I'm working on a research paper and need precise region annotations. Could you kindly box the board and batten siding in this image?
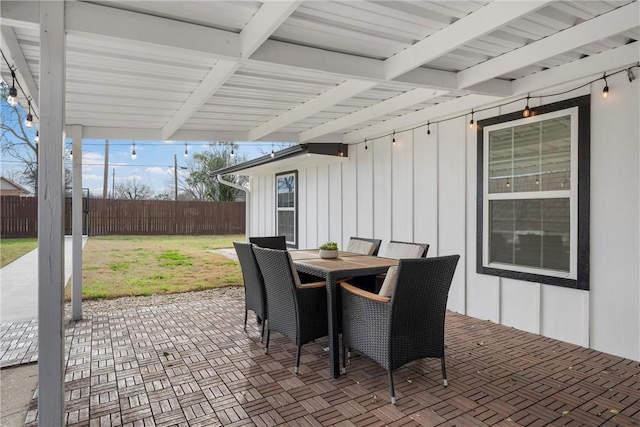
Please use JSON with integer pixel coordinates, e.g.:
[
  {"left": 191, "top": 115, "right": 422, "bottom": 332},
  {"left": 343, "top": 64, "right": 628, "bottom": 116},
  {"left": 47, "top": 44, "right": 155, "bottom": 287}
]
[{"left": 246, "top": 71, "right": 639, "bottom": 361}]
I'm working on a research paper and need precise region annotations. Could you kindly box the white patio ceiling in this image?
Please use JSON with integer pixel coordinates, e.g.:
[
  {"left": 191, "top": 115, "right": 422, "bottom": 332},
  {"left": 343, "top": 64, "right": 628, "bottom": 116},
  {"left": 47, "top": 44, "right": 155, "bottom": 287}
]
[{"left": 1, "top": 0, "right": 638, "bottom": 145}]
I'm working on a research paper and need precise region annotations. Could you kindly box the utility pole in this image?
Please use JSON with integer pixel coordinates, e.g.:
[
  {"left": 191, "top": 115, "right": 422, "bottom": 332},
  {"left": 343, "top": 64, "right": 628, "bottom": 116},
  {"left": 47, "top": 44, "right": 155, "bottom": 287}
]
[
  {"left": 111, "top": 168, "right": 115, "bottom": 198},
  {"left": 102, "top": 139, "right": 109, "bottom": 198},
  {"left": 174, "top": 154, "right": 178, "bottom": 201}
]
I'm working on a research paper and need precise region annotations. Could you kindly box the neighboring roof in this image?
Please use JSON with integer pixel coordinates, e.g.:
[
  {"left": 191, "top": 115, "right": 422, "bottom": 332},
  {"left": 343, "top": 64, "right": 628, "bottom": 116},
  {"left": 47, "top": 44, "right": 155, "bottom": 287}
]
[
  {"left": 214, "top": 143, "right": 348, "bottom": 176},
  {"left": 2, "top": 1, "right": 637, "bottom": 145},
  {"left": 0, "top": 177, "right": 30, "bottom": 194}
]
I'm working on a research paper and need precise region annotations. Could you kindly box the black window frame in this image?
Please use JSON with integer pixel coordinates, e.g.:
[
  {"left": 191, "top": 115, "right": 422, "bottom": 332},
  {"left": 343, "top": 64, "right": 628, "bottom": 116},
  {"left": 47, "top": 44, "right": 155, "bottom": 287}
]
[
  {"left": 477, "top": 95, "right": 590, "bottom": 290},
  {"left": 276, "top": 170, "right": 298, "bottom": 249}
]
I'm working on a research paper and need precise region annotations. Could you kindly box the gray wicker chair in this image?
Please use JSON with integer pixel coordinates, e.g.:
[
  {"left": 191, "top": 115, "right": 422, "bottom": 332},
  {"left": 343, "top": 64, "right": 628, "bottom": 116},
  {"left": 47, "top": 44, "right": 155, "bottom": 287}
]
[
  {"left": 252, "top": 246, "right": 329, "bottom": 374},
  {"left": 249, "top": 236, "right": 287, "bottom": 250},
  {"left": 340, "top": 255, "right": 460, "bottom": 404},
  {"left": 233, "top": 242, "right": 267, "bottom": 341}
]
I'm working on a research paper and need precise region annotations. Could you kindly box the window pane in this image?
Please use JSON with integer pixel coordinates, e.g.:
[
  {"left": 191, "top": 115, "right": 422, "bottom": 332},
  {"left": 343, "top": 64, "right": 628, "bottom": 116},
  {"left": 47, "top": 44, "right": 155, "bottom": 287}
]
[
  {"left": 489, "top": 128, "right": 513, "bottom": 193},
  {"left": 278, "top": 211, "right": 295, "bottom": 243},
  {"left": 541, "top": 116, "right": 571, "bottom": 191},
  {"left": 490, "top": 199, "right": 570, "bottom": 272},
  {"left": 513, "top": 122, "right": 540, "bottom": 193},
  {"left": 277, "top": 176, "right": 295, "bottom": 208},
  {"left": 489, "top": 116, "right": 571, "bottom": 194}
]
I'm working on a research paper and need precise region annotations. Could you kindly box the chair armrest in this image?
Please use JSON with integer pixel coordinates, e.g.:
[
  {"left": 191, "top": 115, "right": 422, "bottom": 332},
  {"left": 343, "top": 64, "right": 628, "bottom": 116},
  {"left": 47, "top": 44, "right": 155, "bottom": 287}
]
[
  {"left": 340, "top": 282, "right": 390, "bottom": 303},
  {"left": 298, "top": 281, "right": 326, "bottom": 289}
]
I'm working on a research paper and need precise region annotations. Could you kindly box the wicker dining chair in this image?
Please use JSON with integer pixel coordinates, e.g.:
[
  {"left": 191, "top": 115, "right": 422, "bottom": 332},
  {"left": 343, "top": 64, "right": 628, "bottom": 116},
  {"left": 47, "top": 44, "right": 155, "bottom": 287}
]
[
  {"left": 249, "top": 235, "right": 287, "bottom": 250},
  {"left": 345, "top": 237, "right": 382, "bottom": 256},
  {"left": 340, "top": 255, "right": 460, "bottom": 404},
  {"left": 233, "top": 242, "right": 267, "bottom": 341},
  {"left": 252, "top": 246, "right": 329, "bottom": 374}
]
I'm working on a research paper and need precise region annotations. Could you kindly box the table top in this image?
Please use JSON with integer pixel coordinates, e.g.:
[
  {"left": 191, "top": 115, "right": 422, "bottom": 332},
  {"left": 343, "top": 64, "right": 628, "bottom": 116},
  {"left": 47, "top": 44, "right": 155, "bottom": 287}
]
[
  {"left": 293, "top": 252, "right": 398, "bottom": 273},
  {"left": 289, "top": 249, "right": 360, "bottom": 261}
]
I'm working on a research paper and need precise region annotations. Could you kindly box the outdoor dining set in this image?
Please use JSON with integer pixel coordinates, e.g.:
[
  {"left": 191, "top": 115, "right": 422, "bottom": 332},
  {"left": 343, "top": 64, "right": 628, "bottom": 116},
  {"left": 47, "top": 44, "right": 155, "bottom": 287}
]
[{"left": 234, "top": 236, "right": 459, "bottom": 405}]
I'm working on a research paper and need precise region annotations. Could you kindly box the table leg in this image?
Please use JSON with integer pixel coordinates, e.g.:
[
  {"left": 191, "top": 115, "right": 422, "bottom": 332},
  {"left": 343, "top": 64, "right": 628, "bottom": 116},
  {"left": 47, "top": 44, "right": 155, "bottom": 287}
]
[{"left": 326, "top": 272, "right": 340, "bottom": 378}]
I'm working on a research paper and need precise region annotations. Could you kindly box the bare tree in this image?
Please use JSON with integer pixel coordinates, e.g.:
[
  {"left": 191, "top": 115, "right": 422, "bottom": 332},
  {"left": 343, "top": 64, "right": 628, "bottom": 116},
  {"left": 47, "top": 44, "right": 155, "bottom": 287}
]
[
  {"left": 1, "top": 80, "right": 71, "bottom": 193},
  {"left": 114, "top": 177, "right": 154, "bottom": 200}
]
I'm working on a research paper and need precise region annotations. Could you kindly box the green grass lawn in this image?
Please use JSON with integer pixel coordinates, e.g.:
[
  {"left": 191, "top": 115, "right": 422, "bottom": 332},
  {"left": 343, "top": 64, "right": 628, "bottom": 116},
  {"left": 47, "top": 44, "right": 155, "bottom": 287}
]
[
  {"left": 66, "top": 235, "right": 244, "bottom": 300},
  {"left": 0, "top": 238, "right": 38, "bottom": 268}
]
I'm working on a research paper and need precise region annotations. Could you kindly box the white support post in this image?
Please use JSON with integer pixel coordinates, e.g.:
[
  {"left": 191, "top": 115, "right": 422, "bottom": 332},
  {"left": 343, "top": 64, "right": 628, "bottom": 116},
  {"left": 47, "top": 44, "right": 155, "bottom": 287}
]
[
  {"left": 70, "top": 125, "right": 82, "bottom": 320},
  {"left": 38, "top": 2, "right": 66, "bottom": 426}
]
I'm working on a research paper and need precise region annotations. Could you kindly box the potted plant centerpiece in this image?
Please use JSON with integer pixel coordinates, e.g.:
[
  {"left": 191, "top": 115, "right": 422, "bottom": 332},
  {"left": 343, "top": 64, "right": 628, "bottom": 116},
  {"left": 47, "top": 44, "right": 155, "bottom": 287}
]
[{"left": 319, "top": 241, "right": 339, "bottom": 259}]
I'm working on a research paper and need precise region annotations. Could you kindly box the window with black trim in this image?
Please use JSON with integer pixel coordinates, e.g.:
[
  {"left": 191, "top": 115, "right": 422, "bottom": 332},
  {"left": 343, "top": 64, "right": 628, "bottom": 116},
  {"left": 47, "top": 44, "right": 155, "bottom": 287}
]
[
  {"left": 477, "top": 96, "right": 590, "bottom": 290},
  {"left": 276, "top": 171, "right": 297, "bottom": 248}
]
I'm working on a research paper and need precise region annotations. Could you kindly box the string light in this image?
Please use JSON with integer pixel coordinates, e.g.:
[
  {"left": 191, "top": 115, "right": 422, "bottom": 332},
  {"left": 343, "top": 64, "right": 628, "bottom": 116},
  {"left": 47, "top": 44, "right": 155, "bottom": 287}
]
[
  {"left": 183, "top": 142, "right": 188, "bottom": 158},
  {"left": 70, "top": 150, "right": 73, "bottom": 160},
  {"left": 7, "top": 68, "right": 18, "bottom": 106},
  {"left": 522, "top": 94, "right": 531, "bottom": 118},
  {"left": 34, "top": 131, "right": 39, "bottom": 143},
  {"left": 270, "top": 143, "right": 275, "bottom": 158},
  {"left": 230, "top": 148, "right": 235, "bottom": 158},
  {"left": 131, "top": 141, "right": 137, "bottom": 160},
  {"left": 392, "top": 131, "right": 396, "bottom": 145},
  {"left": 25, "top": 98, "right": 33, "bottom": 127},
  {"left": 338, "top": 148, "right": 344, "bottom": 157},
  {"left": 364, "top": 139, "right": 368, "bottom": 150},
  {"left": 601, "top": 73, "right": 609, "bottom": 99},
  {"left": 351, "top": 63, "right": 639, "bottom": 150}
]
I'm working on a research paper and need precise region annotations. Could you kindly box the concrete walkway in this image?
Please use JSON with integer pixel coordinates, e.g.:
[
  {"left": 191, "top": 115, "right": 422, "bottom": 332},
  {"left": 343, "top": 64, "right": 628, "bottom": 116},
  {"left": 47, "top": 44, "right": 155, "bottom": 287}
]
[{"left": 0, "top": 236, "right": 88, "bottom": 323}]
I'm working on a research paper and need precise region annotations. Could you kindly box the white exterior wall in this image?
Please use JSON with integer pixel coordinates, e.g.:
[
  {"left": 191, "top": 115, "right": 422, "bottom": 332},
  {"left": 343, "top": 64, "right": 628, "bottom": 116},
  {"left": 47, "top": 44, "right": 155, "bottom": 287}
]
[{"left": 246, "top": 72, "right": 640, "bottom": 360}]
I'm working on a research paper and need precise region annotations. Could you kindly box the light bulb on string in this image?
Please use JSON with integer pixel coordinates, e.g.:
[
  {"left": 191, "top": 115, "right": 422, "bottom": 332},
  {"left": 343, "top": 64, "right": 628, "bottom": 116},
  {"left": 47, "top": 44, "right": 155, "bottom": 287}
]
[
  {"left": 364, "top": 139, "right": 368, "bottom": 150},
  {"left": 602, "top": 73, "right": 609, "bottom": 99},
  {"left": 183, "top": 143, "right": 188, "bottom": 158},
  {"left": 34, "top": 132, "right": 39, "bottom": 143},
  {"left": 427, "top": 122, "right": 431, "bottom": 135},
  {"left": 7, "top": 68, "right": 18, "bottom": 107},
  {"left": 523, "top": 95, "right": 531, "bottom": 118},
  {"left": 230, "top": 148, "right": 235, "bottom": 158},
  {"left": 70, "top": 150, "right": 73, "bottom": 160},
  {"left": 392, "top": 131, "right": 396, "bottom": 146},
  {"left": 25, "top": 98, "right": 33, "bottom": 127},
  {"left": 270, "top": 143, "right": 275, "bottom": 158},
  {"left": 469, "top": 110, "right": 475, "bottom": 129},
  {"left": 131, "top": 141, "right": 137, "bottom": 160}
]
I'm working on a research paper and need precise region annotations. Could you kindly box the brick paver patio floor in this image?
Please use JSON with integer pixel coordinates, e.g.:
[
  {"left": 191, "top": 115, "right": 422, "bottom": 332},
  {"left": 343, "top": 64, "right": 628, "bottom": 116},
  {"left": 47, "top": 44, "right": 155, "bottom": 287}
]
[{"left": 21, "top": 295, "right": 639, "bottom": 426}]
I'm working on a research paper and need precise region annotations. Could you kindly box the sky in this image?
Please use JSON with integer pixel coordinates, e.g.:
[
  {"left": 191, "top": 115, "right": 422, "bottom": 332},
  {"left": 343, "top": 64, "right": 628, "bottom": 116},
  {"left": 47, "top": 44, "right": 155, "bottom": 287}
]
[
  {"left": 0, "top": 98, "right": 286, "bottom": 196},
  {"left": 68, "top": 139, "right": 279, "bottom": 198},
  {"left": 1, "top": 96, "right": 292, "bottom": 198}
]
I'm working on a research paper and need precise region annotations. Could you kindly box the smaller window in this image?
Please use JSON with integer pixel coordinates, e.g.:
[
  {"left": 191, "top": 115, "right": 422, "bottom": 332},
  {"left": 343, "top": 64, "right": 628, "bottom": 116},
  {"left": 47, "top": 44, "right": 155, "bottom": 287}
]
[{"left": 276, "top": 171, "right": 297, "bottom": 248}]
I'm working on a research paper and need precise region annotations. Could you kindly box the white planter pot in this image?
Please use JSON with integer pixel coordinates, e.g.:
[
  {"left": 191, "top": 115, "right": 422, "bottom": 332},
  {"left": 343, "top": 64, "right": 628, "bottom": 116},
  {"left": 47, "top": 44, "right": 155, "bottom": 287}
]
[{"left": 319, "top": 249, "right": 339, "bottom": 259}]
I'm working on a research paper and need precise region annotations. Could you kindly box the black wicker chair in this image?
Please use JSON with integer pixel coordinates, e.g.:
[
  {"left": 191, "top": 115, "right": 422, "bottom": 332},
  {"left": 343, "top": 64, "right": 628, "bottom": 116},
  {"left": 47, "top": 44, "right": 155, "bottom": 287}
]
[
  {"left": 340, "top": 255, "right": 460, "bottom": 404},
  {"left": 249, "top": 236, "right": 287, "bottom": 250},
  {"left": 233, "top": 242, "right": 267, "bottom": 341},
  {"left": 252, "top": 246, "right": 329, "bottom": 374},
  {"left": 346, "top": 237, "right": 382, "bottom": 256}
]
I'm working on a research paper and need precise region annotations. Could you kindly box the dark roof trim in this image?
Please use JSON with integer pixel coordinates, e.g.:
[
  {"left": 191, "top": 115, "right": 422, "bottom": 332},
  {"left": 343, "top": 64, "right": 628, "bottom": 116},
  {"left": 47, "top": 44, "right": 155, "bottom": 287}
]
[{"left": 213, "top": 143, "right": 348, "bottom": 175}]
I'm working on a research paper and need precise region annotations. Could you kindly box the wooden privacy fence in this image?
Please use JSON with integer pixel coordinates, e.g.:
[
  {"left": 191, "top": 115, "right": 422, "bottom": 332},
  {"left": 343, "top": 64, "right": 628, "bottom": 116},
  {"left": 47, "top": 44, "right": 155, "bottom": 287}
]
[{"left": 1, "top": 196, "right": 245, "bottom": 237}]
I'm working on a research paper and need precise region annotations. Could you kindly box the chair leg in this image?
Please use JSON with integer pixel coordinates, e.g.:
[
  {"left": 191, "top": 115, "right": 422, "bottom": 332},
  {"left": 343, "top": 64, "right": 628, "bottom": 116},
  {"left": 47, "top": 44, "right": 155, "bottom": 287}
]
[
  {"left": 260, "top": 319, "right": 266, "bottom": 343},
  {"left": 243, "top": 310, "right": 248, "bottom": 331},
  {"left": 388, "top": 370, "right": 396, "bottom": 405},
  {"left": 264, "top": 329, "right": 271, "bottom": 355},
  {"left": 441, "top": 356, "right": 448, "bottom": 387},
  {"left": 341, "top": 340, "right": 346, "bottom": 374},
  {"left": 294, "top": 344, "right": 302, "bottom": 374}
]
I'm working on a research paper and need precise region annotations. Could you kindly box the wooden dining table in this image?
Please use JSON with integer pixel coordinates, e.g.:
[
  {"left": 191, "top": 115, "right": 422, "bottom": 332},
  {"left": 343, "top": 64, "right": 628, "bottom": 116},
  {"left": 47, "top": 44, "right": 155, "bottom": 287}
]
[{"left": 292, "top": 250, "right": 398, "bottom": 378}]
